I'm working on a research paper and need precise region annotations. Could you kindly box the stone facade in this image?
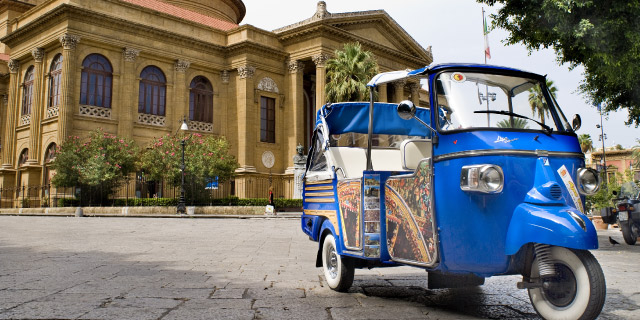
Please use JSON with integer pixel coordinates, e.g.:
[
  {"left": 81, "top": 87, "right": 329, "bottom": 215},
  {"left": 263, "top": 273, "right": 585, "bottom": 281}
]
[{"left": 0, "top": 0, "right": 432, "bottom": 205}]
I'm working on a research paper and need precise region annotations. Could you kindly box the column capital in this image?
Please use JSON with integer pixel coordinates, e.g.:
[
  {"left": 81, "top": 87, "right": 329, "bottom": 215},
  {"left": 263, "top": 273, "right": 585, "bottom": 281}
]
[
  {"left": 237, "top": 65, "right": 255, "bottom": 79},
  {"left": 7, "top": 59, "right": 19, "bottom": 73},
  {"left": 312, "top": 53, "right": 331, "bottom": 67},
  {"left": 221, "top": 70, "right": 230, "bottom": 84},
  {"left": 287, "top": 60, "right": 305, "bottom": 74},
  {"left": 393, "top": 80, "right": 407, "bottom": 89},
  {"left": 123, "top": 48, "right": 140, "bottom": 62},
  {"left": 59, "top": 34, "right": 80, "bottom": 50},
  {"left": 408, "top": 82, "right": 420, "bottom": 91},
  {"left": 31, "top": 48, "right": 45, "bottom": 63},
  {"left": 174, "top": 59, "right": 190, "bottom": 72}
]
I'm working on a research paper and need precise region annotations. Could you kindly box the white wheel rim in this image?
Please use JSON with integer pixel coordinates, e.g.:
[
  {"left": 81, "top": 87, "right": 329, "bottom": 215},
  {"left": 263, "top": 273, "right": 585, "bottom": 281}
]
[
  {"left": 322, "top": 235, "right": 342, "bottom": 288},
  {"left": 529, "top": 247, "right": 590, "bottom": 320}
]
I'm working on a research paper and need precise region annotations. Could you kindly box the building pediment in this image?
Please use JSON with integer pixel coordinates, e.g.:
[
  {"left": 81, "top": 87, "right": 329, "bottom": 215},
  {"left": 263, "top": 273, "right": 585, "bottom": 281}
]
[{"left": 274, "top": 3, "right": 432, "bottom": 65}]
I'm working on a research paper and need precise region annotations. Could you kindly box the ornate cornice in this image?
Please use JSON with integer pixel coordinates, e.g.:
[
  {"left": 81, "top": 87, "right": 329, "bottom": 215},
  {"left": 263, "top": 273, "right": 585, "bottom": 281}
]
[
  {"left": 122, "top": 47, "right": 140, "bottom": 62},
  {"left": 237, "top": 65, "right": 255, "bottom": 79},
  {"left": 287, "top": 60, "right": 305, "bottom": 74},
  {"left": 31, "top": 47, "right": 44, "bottom": 62},
  {"left": 7, "top": 59, "right": 20, "bottom": 73},
  {"left": 312, "top": 53, "right": 331, "bottom": 67},
  {"left": 174, "top": 59, "right": 191, "bottom": 72},
  {"left": 59, "top": 33, "right": 80, "bottom": 50}
]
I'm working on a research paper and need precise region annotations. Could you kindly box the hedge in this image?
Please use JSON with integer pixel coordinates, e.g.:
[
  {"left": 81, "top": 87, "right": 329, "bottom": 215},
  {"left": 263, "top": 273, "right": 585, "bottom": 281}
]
[{"left": 56, "top": 196, "right": 303, "bottom": 208}]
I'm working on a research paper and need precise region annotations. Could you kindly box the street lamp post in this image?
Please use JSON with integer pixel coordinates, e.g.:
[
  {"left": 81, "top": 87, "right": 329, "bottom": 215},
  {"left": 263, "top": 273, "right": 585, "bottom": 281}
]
[
  {"left": 177, "top": 117, "right": 189, "bottom": 214},
  {"left": 596, "top": 104, "right": 607, "bottom": 189}
]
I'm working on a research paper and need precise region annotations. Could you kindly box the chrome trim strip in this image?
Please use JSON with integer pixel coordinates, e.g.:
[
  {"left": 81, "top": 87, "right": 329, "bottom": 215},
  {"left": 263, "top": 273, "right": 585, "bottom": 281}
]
[
  {"left": 434, "top": 149, "right": 583, "bottom": 162},
  {"left": 305, "top": 179, "right": 333, "bottom": 185},
  {"left": 305, "top": 186, "right": 334, "bottom": 191},
  {"left": 305, "top": 198, "right": 335, "bottom": 203},
  {"left": 305, "top": 192, "right": 335, "bottom": 197}
]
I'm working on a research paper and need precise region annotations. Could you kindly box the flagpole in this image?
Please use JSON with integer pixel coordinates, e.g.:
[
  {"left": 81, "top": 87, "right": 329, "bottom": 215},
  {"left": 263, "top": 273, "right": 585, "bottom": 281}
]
[{"left": 483, "top": 8, "right": 490, "bottom": 125}]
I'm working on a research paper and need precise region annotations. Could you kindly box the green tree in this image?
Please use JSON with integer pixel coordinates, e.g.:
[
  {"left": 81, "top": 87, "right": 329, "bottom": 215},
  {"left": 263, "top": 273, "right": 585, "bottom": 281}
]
[
  {"left": 496, "top": 118, "right": 529, "bottom": 129},
  {"left": 325, "top": 42, "right": 379, "bottom": 103},
  {"left": 51, "top": 129, "right": 139, "bottom": 204},
  {"left": 528, "top": 79, "right": 557, "bottom": 125},
  {"left": 140, "top": 133, "right": 238, "bottom": 199},
  {"left": 478, "top": 0, "right": 640, "bottom": 126},
  {"left": 578, "top": 134, "right": 593, "bottom": 153}
]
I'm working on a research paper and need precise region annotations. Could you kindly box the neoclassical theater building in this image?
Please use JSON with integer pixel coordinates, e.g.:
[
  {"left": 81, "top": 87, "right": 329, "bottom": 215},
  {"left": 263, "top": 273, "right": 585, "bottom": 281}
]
[{"left": 0, "top": 0, "right": 432, "bottom": 203}]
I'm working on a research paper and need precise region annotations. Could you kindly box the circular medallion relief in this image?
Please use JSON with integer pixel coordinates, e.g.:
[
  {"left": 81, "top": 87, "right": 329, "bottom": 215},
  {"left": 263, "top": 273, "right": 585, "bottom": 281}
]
[{"left": 262, "top": 151, "right": 275, "bottom": 169}]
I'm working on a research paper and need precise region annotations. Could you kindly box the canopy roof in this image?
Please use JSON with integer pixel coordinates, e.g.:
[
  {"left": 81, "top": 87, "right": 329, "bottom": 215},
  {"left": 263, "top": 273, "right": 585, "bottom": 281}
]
[{"left": 317, "top": 102, "right": 431, "bottom": 137}]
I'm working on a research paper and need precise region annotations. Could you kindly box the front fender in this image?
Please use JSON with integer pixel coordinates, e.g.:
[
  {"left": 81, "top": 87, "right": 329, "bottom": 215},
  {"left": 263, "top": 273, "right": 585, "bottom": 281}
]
[{"left": 505, "top": 203, "right": 598, "bottom": 255}]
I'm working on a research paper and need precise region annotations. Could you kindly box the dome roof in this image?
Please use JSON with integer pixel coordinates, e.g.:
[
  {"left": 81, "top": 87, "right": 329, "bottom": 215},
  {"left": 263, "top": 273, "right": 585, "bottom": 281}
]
[{"left": 158, "top": 0, "right": 246, "bottom": 24}]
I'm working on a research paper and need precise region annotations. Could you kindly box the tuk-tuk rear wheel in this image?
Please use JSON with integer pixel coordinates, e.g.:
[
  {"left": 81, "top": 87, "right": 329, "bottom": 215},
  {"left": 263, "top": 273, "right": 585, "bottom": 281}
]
[
  {"left": 528, "top": 247, "right": 605, "bottom": 320},
  {"left": 321, "top": 234, "right": 354, "bottom": 292}
]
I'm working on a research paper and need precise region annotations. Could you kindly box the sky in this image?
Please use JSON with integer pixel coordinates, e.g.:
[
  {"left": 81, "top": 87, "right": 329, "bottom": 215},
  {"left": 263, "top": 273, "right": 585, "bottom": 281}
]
[{"left": 242, "top": 0, "right": 638, "bottom": 148}]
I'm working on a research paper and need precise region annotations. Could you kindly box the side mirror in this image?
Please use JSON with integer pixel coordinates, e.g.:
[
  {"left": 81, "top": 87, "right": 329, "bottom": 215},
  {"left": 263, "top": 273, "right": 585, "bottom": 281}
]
[
  {"left": 397, "top": 100, "right": 416, "bottom": 120},
  {"left": 612, "top": 190, "right": 618, "bottom": 196},
  {"left": 572, "top": 114, "right": 582, "bottom": 131}
]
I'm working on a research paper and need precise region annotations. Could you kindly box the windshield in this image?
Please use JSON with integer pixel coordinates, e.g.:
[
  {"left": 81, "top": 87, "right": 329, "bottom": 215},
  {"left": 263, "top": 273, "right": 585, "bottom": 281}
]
[
  {"left": 434, "top": 71, "right": 563, "bottom": 132},
  {"left": 620, "top": 181, "right": 640, "bottom": 199}
]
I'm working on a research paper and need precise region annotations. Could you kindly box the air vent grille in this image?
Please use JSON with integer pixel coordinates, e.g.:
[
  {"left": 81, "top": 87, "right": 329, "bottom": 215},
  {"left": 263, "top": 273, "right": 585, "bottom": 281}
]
[{"left": 550, "top": 185, "right": 563, "bottom": 200}]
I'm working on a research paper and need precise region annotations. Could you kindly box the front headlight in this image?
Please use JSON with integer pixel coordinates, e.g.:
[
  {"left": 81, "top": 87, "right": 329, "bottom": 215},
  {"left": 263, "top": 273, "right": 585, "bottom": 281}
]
[
  {"left": 461, "top": 165, "right": 504, "bottom": 193},
  {"left": 577, "top": 168, "right": 600, "bottom": 195}
]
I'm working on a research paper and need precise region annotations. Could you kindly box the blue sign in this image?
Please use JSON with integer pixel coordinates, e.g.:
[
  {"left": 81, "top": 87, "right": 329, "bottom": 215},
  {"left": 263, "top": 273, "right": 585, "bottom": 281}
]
[{"left": 206, "top": 177, "right": 219, "bottom": 190}]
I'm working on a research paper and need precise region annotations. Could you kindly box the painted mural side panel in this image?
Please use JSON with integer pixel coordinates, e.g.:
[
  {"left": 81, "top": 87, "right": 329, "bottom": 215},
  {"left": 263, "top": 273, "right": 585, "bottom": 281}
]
[
  {"left": 337, "top": 180, "right": 362, "bottom": 250},
  {"left": 384, "top": 161, "right": 437, "bottom": 266}
]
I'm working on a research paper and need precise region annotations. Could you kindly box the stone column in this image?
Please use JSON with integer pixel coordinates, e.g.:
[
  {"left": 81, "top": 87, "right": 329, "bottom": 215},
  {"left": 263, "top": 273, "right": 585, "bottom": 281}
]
[
  {"left": 0, "top": 94, "right": 7, "bottom": 165},
  {"left": 409, "top": 82, "right": 420, "bottom": 106},
  {"left": 219, "top": 70, "right": 230, "bottom": 136},
  {"left": 118, "top": 48, "right": 139, "bottom": 138},
  {"left": 58, "top": 34, "right": 80, "bottom": 144},
  {"left": 312, "top": 53, "right": 330, "bottom": 113},
  {"left": 235, "top": 64, "right": 256, "bottom": 173},
  {"left": 392, "top": 80, "right": 406, "bottom": 103},
  {"left": 26, "top": 48, "right": 45, "bottom": 165},
  {"left": 378, "top": 84, "right": 388, "bottom": 102},
  {"left": 285, "top": 60, "right": 305, "bottom": 171},
  {"left": 2, "top": 59, "right": 20, "bottom": 168},
  {"left": 173, "top": 59, "right": 190, "bottom": 132}
]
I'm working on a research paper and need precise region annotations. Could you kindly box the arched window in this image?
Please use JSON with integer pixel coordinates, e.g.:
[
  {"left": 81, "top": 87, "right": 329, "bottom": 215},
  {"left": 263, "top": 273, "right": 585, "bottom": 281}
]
[
  {"left": 138, "top": 66, "right": 166, "bottom": 116},
  {"left": 22, "top": 66, "right": 34, "bottom": 116},
  {"left": 44, "top": 143, "right": 57, "bottom": 163},
  {"left": 18, "top": 149, "right": 28, "bottom": 167},
  {"left": 80, "top": 54, "right": 113, "bottom": 108},
  {"left": 48, "top": 54, "right": 63, "bottom": 108},
  {"left": 189, "top": 76, "right": 213, "bottom": 123}
]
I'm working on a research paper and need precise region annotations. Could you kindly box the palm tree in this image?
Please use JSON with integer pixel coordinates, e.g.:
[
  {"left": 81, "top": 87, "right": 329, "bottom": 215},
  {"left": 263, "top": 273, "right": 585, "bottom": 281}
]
[
  {"left": 325, "top": 42, "right": 379, "bottom": 103},
  {"left": 496, "top": 118, "right": 529, "bottom": 129},
  {"left": 578, "top": 134, "right": 593, "bottom": 154},
  {"left": 528, "top": 79, "right": 557, "bottom": 125}
]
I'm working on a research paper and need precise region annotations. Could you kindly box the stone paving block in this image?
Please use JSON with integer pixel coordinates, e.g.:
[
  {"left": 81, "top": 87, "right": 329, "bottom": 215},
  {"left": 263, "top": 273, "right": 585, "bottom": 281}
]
[
  {"left": 254, "top": 304, "right": 331, "bottom": 320},
  {"left": 245, "top": 287, "right": 306, "bottom": 299},
  {"left": 105, "top": 297, "right": 184, "bottom": 309},
  {"left": 182, "top": 298, "right": 253, "bottom": 309},
  {"left": 162, "top": 307, "right": 255, "bottom": 320},
  {"left": 78, "top": 306, "right": 169, "bottom": 320},
  {"left": 0, "top": 301, "right": 91, "bottom": 319},
  {"left": 210, "top": 288, "right": 246, "bottom": 299},
  {"left": 126, "top": 287, "right": 214, "bottom": 299},
  {"left": 330, "top": 305, "right": 430, "bottom": 320}
]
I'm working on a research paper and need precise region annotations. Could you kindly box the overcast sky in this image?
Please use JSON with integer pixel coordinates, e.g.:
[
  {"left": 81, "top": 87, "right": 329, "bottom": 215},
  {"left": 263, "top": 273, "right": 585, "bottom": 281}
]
[{"left": 242, "top": 0, "right": 637, "bottom": 148}]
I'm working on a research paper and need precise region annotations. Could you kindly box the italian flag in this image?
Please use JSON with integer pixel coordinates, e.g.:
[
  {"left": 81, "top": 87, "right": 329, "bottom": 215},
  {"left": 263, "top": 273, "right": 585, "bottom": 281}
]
[{"left": 483, "top": 10, "right": 491, "bottom": 60}]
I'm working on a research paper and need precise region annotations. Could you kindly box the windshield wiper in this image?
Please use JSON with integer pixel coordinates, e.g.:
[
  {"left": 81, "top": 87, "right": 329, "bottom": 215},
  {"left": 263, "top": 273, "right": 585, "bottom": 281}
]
[{"left": 474, "top": 110, "right": 553, "bottom": 134}]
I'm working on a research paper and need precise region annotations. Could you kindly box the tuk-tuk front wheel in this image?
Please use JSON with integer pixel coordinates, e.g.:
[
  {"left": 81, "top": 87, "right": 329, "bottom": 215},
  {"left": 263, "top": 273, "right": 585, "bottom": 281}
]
[
  {"left": 620, "top": 219, "right": 638, "bottom": 245},
  {"left": 322, "top": 234, "right": 354, "bottom": 292},
  {"left": 528, "top": 247, "right": 605, "bottom": 320}
]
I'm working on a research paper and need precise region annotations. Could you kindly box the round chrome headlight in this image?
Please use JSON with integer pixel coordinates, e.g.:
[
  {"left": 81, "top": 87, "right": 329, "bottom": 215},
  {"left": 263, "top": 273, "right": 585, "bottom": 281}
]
[
  {"left": 480, "top": 166, "right": 504, "bottom": 193},
  {"left": 577, "top": 168, "right": 600, "bottom": 195}
]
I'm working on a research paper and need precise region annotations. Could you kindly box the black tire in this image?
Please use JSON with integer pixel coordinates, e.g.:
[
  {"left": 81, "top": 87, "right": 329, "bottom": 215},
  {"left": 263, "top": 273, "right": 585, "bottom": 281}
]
[
  {"left": 321, "top": 233, "right": 354, "bottom": 292},
  {"left": 620, "top": 219, "right": 638, "bottom": 245},
  {"left": 528, "top": 247, "right": 606, "bottom": 320}
]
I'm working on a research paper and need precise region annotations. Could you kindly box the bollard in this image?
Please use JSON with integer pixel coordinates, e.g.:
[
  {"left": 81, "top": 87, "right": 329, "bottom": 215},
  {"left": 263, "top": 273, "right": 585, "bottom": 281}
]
[{"left": 75, "top": 207, "right": 83, "bottom": 217}]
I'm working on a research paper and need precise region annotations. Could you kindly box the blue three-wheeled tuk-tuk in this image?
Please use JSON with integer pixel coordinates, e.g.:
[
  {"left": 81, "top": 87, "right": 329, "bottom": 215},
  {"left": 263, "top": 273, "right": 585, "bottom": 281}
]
[{"left": 301, "top": 64, "right": 605, "bottom": 319}]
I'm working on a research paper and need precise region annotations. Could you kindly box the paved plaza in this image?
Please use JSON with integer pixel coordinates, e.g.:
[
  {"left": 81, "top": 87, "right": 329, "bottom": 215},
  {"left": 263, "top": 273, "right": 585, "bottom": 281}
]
[{"left": 0, "top": 216, "right": 639, "bottom": 319}]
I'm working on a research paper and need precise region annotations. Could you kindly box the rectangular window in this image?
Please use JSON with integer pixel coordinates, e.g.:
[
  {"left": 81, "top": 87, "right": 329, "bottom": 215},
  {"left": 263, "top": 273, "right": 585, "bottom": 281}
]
[{"left": 260, "top": 96, "right": 276, "bottom": 143}]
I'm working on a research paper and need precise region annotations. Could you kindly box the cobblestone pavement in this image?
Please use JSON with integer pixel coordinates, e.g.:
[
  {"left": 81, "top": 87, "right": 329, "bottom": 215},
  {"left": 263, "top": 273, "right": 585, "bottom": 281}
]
[{"left": 0, "top": 216, "right": 638, "bottom": 319}]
